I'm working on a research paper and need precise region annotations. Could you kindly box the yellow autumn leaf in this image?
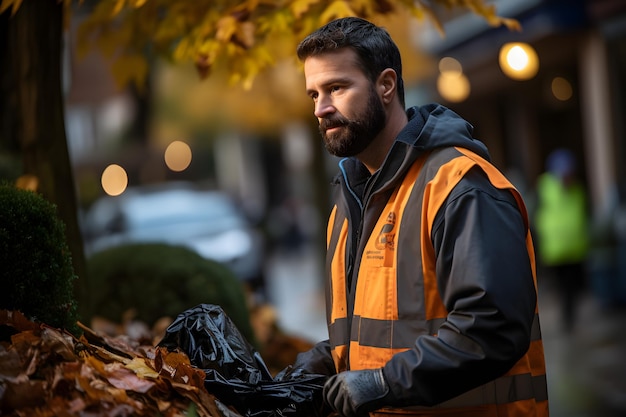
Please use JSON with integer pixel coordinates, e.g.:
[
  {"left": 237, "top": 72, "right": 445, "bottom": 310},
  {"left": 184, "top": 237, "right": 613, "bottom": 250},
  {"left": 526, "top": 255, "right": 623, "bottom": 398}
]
[
  {"left": 320, "top": 0, "right": 357, "bottom": 24},
  {"left": 111, "top": 53, "right": 149, "bottom": 90},
  {"left": 240, "top": 44, "right": 276, "bottom": 88},
  {"left": 196, "top": 39, "right": 221, "bottom": 61},
  {"left": 456, "top": 0, "right": 519, "bottom": 29},
  {"left": 242, "top": 68, "right": 258, "bottom": 90},
  {"left": 257, "top": 12, "right": 280, "bottom": 33},
  {"left": 0, "top": 0, "right": 22, "bottom": 16},
  {"left": 500, "top": 17, "right": 521, "bottom": 32},
  {"left": 132, "top": 0, "right": 149, "bottom": 8},
  {"left": 216, "top": 15, "right": 238, "bottom": 43},
  {"left": 12, "top": 0, "right": 22, "bottom": 15},
  {"left": 172, "top": 37, "right": 192, "bottom": 61},
  {"left": 415, "top": 1, "right": 445, "bottom": 37},
  {"left": 0, "top": 0, "right": 13, "bottom": 15},
  {"left": 252, "top": 44, "right": 274, "bottom": 66},
  {"left": 112, "top": 0, "right": 127, "bottom": 16},
  {"left": 349, "top": 0, "right": 376, "bottom": 17},
  {"left": 289, "top": 0, "right": 321, "bottom": 19},
  {"left": 405, "top": 4, "right": 425, "bottom": 21},
  {"left": 153, "top": 15, "right": 185, "bottom": 44},
  {"left": 228, "top": 70, "right": 242, "bottom": 86},
  {"left": 125, "top": 357, "right": 159, "bottom": 379},
  {"left": 74, "top": 0, "right": 519, "bottom": 89}
]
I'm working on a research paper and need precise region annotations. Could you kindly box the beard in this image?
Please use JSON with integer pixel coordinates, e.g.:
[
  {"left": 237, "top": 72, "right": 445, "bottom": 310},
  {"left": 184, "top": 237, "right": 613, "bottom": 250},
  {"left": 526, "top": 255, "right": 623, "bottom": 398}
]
[{"left": 319, "top": 86, "right": 386, "bottom": 158}]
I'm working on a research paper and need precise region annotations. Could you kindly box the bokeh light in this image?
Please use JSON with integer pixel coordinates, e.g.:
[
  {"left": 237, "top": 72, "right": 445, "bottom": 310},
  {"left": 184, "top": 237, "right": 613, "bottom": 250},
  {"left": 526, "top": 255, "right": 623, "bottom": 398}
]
[
  {"left": 437, "top": 57, "right": 470, "bottom": 103},
  {"left": 437, "top": 72, "right": 471, "bottom": 103},
  {"left": 164, "top": 140, "right": 192, "bottom": 172},
  {"left": 438, "top": 57, "right": 463, "bottom": 76},
  {"left": 101, "top": 164, "right": 128, "bottom": 196},
  {"left": 551, "top": 76, "right": 573, "bottom": 101},
  {"left": 15, "top": 175, "right": 39, "bottom": 191},
  {"left": 499, "top": 42, "right": 539, "bottom": 80}
]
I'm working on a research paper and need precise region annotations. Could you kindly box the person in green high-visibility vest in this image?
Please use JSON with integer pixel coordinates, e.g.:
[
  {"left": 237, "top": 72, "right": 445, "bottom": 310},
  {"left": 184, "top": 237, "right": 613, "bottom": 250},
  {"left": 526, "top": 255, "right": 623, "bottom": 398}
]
[{"left": 535, "top": 148, "right": 590, "bottom": 333}]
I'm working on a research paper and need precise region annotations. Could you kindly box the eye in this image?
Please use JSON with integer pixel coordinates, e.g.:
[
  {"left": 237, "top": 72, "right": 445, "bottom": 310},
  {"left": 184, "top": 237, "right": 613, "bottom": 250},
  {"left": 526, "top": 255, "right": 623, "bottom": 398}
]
[
  {"left": 309, "top": 92, "right": 318, "bottom": 102},
  {"left": 330, "top": 86, "right": 341, "bottom": 94}
]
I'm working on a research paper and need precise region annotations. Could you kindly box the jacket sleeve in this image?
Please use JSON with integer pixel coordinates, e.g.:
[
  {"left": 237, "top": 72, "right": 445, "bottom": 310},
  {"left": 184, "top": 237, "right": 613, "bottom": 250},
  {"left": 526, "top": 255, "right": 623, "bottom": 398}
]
[
  {"left": 382, "top": 167, "right": 537, "bottom": 407},
  {"left": 292, "top": 339, "right": 337, "bottom": 376}
]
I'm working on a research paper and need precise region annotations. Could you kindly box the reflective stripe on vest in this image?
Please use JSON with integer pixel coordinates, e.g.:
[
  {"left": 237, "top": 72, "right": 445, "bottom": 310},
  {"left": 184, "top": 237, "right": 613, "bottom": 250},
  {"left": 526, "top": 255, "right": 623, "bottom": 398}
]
[{"left": 326, "top": 147, "right": 548, "bottom": 415}]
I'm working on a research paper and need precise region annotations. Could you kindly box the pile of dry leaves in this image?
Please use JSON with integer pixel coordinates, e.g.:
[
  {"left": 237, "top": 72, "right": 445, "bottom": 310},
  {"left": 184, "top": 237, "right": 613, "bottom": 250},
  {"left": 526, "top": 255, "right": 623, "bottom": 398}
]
[{"left": 0, "top": 310, "right": 240, "bottom": 416}]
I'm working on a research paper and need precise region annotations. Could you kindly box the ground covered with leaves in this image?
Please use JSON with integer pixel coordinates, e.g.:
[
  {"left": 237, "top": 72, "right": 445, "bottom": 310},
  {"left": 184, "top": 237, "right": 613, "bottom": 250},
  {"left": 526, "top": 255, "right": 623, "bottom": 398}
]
[{"left": 0, "top": 310, "right": 242, "bottom": 416}]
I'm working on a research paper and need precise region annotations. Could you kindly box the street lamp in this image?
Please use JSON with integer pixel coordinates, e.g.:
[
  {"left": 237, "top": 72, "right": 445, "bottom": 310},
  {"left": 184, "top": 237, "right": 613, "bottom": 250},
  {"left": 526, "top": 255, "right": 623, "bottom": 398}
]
[{"left": 499, "top": 42, "right": 539, "bottom": 80}]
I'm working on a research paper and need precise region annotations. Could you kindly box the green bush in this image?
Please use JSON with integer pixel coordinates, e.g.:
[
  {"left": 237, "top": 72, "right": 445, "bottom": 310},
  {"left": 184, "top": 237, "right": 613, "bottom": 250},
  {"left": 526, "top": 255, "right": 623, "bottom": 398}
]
[
  {"left": 0, "top": 182, "right": 79, "bottom": 334},
  {"left": 84, "top": 243, "right": 256, "bottom": 344}
]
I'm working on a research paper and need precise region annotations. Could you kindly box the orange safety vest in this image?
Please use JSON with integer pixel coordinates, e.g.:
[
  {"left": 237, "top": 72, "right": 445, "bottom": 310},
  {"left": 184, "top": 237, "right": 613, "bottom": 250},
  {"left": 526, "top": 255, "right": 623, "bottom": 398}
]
[{"left": 326, "top": 147, "right": 549, "bottom": 417}]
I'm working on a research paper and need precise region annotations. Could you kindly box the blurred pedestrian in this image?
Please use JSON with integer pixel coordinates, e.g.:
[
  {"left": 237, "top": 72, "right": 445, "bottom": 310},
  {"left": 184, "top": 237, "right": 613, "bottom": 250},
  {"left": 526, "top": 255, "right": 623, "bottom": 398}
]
[
  {"left": 278, "top": 17, "right": 548, "bottom": 417},
  {"left": 534, "top": 148, "right": 590, "bottom": 332}
]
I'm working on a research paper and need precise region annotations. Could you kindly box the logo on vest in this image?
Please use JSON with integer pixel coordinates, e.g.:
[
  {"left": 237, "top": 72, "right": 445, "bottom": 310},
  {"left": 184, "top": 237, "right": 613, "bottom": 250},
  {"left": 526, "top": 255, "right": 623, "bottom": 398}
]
[{"left": 375, "top": 211, "right": 396, "bottom": 251}]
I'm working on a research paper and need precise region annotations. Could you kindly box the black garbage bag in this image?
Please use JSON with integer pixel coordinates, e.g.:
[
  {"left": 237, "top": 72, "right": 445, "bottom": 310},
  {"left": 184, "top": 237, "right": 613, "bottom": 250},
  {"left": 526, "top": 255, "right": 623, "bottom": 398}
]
[{"left": 157, "top": 304, "right": 328, "bottom": 417}]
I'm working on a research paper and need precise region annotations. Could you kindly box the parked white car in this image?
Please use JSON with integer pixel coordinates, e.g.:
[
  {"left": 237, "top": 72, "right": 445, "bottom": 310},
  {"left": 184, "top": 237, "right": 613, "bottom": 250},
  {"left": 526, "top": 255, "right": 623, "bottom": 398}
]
[{"left": 81, "top": 183, "right": 265, "bottom": 285}]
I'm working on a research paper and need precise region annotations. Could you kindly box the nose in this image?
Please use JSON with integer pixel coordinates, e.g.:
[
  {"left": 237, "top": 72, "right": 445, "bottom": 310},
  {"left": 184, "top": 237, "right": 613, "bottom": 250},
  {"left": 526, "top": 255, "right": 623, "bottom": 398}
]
[{"left": 314, "top": 95, "right": 335, "bottom": 119}]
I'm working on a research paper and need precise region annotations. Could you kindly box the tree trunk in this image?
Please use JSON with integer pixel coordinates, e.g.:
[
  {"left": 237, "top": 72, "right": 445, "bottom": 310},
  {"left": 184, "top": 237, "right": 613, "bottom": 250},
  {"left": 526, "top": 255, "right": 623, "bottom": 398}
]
[{"left": 8, "top": 0, "right": 88, "bottom": 306}]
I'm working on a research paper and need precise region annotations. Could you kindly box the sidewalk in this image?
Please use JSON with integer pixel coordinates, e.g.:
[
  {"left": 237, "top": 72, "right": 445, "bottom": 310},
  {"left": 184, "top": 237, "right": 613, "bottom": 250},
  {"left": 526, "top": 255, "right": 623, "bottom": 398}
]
[
  {"left": 538, "top": 277, "right": 626, "bottom": 416},
  {"left": 264, "top": 246, "right": 328, "bottom": 344}
]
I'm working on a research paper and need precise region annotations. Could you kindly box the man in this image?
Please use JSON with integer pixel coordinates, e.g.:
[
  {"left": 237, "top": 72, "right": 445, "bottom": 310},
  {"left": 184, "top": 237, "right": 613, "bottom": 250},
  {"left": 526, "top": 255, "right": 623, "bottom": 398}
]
[
  {"left": 534, "top": 148, "right": 589, "bottom": 332},
  {"left": 289, "top": 17, "right": 549, "bottom": 417}
]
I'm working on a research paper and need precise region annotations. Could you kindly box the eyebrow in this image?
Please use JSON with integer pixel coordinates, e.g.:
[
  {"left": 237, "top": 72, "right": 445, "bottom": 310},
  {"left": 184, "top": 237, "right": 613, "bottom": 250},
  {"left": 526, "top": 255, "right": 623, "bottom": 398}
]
[{"left": 305, "top": 76, "right": 354, "bottom": 95}]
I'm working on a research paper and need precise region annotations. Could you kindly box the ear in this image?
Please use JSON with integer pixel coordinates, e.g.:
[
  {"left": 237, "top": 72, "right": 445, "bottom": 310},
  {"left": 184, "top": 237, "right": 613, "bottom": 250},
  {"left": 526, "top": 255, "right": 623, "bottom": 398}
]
[{"left": 377, "top": 68, "right": 397, "bottom": 105}]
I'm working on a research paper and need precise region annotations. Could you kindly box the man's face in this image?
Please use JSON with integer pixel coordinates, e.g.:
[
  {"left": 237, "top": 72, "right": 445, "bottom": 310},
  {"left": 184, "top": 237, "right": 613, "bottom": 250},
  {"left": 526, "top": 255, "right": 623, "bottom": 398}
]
[{"left": 303, "top": 49, "right": 386, "bottom": 157}]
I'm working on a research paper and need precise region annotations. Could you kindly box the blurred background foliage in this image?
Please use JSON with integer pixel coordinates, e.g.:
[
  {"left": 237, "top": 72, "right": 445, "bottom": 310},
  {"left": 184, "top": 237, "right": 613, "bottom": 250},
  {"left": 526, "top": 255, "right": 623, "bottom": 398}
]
[
  {"left": 0, "top": 182, "right": 80, "bottom": 335},
  {"left": 84, "top": 242, "right": 256, "bottom": 345},
  {"left": 74, "top": 0, "right": 517, "bottom": 90}
]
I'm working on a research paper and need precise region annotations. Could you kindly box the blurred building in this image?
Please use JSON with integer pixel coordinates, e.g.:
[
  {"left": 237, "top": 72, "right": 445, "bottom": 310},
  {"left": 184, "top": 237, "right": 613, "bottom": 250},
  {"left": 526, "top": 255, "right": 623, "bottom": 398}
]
[
  {"left": 412, "top": 0, "right": 626, "bottom": 306},
  {"left": 412, "top": 3, "right": 626, "bottom": 415}
]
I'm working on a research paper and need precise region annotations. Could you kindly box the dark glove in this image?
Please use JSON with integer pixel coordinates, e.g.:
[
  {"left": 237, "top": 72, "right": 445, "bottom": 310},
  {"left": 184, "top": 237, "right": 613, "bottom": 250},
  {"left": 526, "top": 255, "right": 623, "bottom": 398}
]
[
  {"left": 323, "top": 368, "right": 390, "bottom": 417},
  {"left": 274, "top": 364, "right": 318, "bottom": 381},
  {"left": 274, "top": 340, "right": 336, "bottom": 382}
]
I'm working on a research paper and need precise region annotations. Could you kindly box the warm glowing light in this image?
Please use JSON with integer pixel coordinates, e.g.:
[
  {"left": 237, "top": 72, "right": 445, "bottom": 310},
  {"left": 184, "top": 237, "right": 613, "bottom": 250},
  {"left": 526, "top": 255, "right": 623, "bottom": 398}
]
[
  {"left": 551, "top": 77, "right": 573, "bottom": 101},
  {"left": 507, "top": 46, "right": 529, "bottom": 70},
  {"left": 499, "top": 43, "right": 539, "bottom": 80},
  {"left": 437, "top": 72, "right": 471, "bottom": 103},
  {"left": 15, "top": 175, "right": 39, "bottom": 191},
  {"left": 101, "top": 164, "right": 128, "bottom": 196},
  {"left": 164, "top": 140, "right": 192, "bottom": 172},
  {"left": 439, "top": 57, "right": 463, "bottom": 76},
  {"left": 437, "top": 56, "right": 470, "bottom": 103}
]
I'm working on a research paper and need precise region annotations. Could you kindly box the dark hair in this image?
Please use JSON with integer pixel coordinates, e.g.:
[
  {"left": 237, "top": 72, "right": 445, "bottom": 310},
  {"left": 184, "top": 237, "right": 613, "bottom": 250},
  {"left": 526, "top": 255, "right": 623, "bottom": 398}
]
[{"left": 297, "top": 17, "right": 405, "bottom": 108}]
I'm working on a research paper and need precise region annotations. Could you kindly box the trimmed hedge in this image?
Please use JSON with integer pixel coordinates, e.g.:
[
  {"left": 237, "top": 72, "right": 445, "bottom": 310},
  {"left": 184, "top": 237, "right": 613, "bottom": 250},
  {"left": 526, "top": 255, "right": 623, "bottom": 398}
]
[
  {"left": 84, "top": 243, "right": 256, "bottom": 344},
  {"left": 0, "top": 182, "right": 79, "bottom": 334}
]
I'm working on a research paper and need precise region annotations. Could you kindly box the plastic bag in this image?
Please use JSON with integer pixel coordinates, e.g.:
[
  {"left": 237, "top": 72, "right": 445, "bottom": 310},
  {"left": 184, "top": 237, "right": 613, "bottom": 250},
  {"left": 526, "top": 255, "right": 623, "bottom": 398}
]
[{"left": 157, "top": 304, "right": 328, "bottom": 417}]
